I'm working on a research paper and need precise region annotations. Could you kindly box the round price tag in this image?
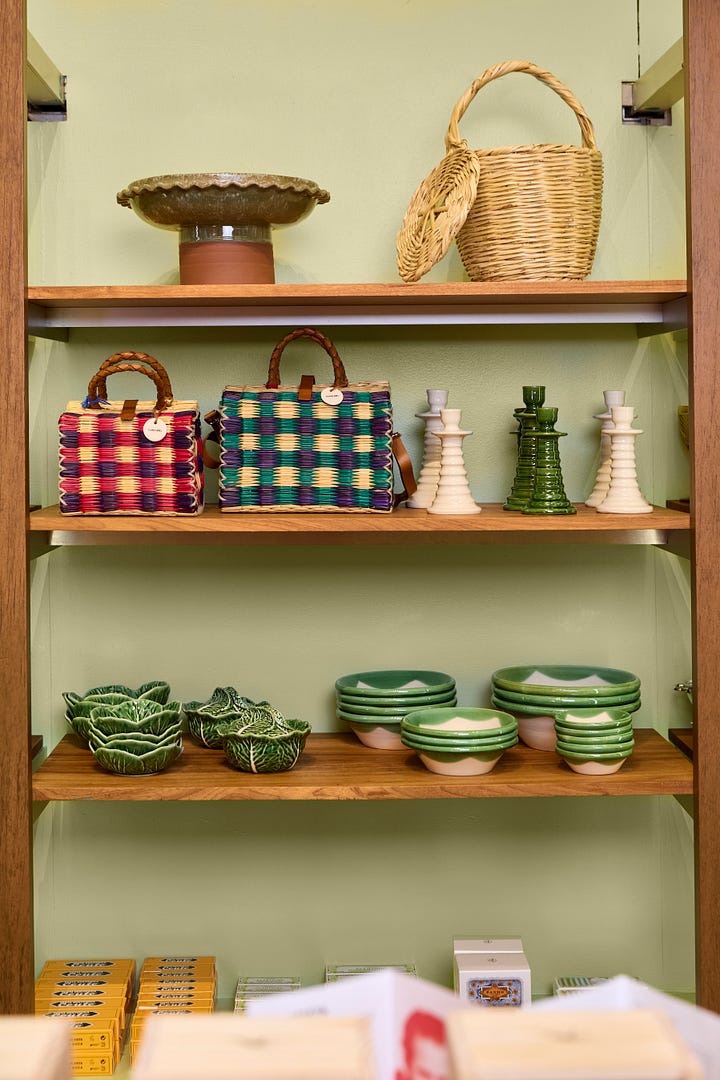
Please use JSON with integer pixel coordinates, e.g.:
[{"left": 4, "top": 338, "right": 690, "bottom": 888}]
[
  {"left": 320, "top": 387, "right": 344, "bottom": 406},
  {"left": 143, "top": 418, "right": 168, "bottom": 443}
]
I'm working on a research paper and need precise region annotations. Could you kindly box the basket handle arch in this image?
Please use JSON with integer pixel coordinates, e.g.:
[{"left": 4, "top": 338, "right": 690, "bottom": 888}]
[
  {"left": 445, "top": 59, "right": 598, "bottom": 154},
  {"left": 87, "top": 351, "right": 174, "bottom": 414},
  {"left": 266, "top": 327, "right": 349, "bottom": 389}
]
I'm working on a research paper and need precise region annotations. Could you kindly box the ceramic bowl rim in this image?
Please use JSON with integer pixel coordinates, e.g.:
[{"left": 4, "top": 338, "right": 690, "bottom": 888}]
[
  {"left": 491, "top": 665, "right": 640, "bottom": 696},
  {"left": 493, "top": 696, "right": 640, "bottom": 717},
  {"left": 334, "top": 671, "right": 456, "bottom": 696}
]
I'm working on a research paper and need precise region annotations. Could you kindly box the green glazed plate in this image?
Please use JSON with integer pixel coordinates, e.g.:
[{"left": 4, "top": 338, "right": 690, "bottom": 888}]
[
  {"left": 557, "top": 746, "right": 634, "bottom": 762},
  {"left": 491, "top": 666, "right": 640, "bottom": 697},
  {"left": 401, "top": 732, "right": 518, "bottom": 753},
  {"left": 552, "top": 706, "right": 636, "bottom": 724},
  {"left": 337, "top": 707, "right": 408, "bottom": 724},
  {"left": 335, "top": 670, "right": 455, "bottom": 697},
  {"left": 491, "top": 695, "right": 640, "bottom": 717},
  {"left": 556, "top": 736, "right": 635, "bottom": 753},
  {"left": 337, "top": 695, "right": 457, "bottom": 717},
  {"left": 402, "top": 707, "right": 517, "bottom": 737},
  {"left": 491, "top": 686, "right": 641, "bottom": 708}
]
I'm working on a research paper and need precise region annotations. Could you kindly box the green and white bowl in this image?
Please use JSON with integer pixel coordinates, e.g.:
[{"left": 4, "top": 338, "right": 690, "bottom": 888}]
[
  {"left": 557, "top": 744, "right": 634, "bottom": 775},
  {"left": 343, "top": 720, "right": 404, "bottom": 750},
  {"left": 491, "top": 685, "right": 641, "bottom": 708},
  {"left": 553, "top": 706, "right": 635, "bottom": 726},
  {"left": 337, "top": 695, "right": 457, "bottom": 718},
  {"left": 555, "top": 731, "right": 635, "bottom": 750},
  {"left": 223, "top": 717, "right": 311, "bottom": 773},
  {"left": 335, "top": 670, "right": 456, "bottom": 698},
  {"left": 413, "top": 746, "right": 508, "bottom": 776},
  {"left": 491, "top": 666, "right": 640, "bottom": 698},
  {"left": 401, "top": 731, "right": 518, "bottom": 753}
]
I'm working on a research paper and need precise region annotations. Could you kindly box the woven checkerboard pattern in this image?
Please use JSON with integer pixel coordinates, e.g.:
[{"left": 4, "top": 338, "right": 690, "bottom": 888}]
[
  {"left": 59, "top": 401, "right": 204, "bottom": 515},
  {"left": 218, "top": 384, "right": 393, "bottom": 511}
]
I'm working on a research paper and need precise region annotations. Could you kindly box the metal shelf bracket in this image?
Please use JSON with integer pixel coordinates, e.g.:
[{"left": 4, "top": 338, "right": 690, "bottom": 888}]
[{"left": 622, "top": 36, "right": 683, "bottom": 126}]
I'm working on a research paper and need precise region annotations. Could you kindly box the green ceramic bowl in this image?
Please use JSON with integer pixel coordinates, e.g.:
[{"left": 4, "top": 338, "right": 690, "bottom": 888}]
[
  {"left": 337, "top": 693, "right": 457, "bottom": 715},
  {"left": 63, "top": 681, "right": 172, "bottom": 741},
  {"left": 491, "top": 666, "right": 640, "bottom": 697},
  {"left": 91, "top": 740, "right": 183, "bottom": 775},
  {"left": 401, "top": 707, "right": 517, "bottom": 738},
  {"left": 335, "top": 670, "right": 456, "bottom": 698},
  {"left": 412, "top": 747, "right": 507, "bottom": 776},
  {"left": 89, "top": 699, "right": 181, "bottom": 727},
  {"left": 491, "top": 695, "right": 640, "bottom": 718},
  {"left": 344, "top": 720, "right": 404, "bottom": 750},
  {"left": 337, "top": 707, "right": 408, "bottom": 724},
  {"left": 401, "top": 731, "right": 518, "bottom": 753},
  {"left": 85, "top": 713, "right": 182, "bottom": 739},
  {"left": 223, "top": 718, "right": 311, "bottom": 773},
  {"left": 182, "top": 688, "right": 270, "bottom": 748},
  {"left": 491, "top": 685, "right": 641, "bottom": 708},
  {"left": 555, "top": 720, "right": 633, "bottom": 737}
]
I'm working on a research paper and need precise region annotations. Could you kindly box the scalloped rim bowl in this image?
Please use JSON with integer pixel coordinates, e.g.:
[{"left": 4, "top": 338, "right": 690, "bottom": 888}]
[
  {"left": 400, "top": 707, "right": 517, "bottom": 737},
  {"left": 117, "top": 173, "right": 330, "bottom": 230}
]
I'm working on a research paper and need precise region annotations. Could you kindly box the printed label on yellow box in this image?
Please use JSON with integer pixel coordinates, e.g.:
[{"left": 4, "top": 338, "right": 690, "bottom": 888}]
[
  {"left": 37, "top": 986, "right": 128, "bottom": 1004},
  {"left": 71, "top": 1051, "right": 115, "bottom": 1076},
  {"left": 142, "top": 956, "right": 215, "bottom": 967}
]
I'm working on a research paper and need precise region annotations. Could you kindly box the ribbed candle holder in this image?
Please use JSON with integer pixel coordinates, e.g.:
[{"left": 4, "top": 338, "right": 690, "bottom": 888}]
[
  {"left": 407, "top": 389, "right": 449, "bottom": 509},
  {"left": 428, "top": 408, "right": 481, "bottom": 515}
]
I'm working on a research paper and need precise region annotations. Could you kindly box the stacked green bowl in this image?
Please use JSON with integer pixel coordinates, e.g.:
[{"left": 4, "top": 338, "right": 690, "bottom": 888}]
[
  {"left": 335, "top": 670, "right": 457, "bottom": 750},
  {"left": 490, "top": 666, "right": 641, "bottom": 752},
  {"left": 400, "top": 707, "right": 518, "bottom": 775},
  {"left": 62, "top": 681, "right": 171, "bottom": 743},
  {"left": 554, "top": 707, "right": 635, "bottom": 775},
  {"left": 86, "top": 698, "right": 183, "bottom": 775}
]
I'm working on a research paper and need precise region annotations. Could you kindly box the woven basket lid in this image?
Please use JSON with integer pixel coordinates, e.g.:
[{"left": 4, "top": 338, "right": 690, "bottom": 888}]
[{"left": 396, "top": 143, "right": 480, "bottom": 283}]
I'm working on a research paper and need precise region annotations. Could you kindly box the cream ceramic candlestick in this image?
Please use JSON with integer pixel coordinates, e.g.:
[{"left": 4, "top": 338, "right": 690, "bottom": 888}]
[
  {"left": 585, "top": 389, "right": 625, "bottom": 507},
  {"left": 407, "top": 389, "right": 449, "bottom": 508},
  {"left": 428, "top": 409, "right": 481, "bottom": 515},
  {"left": 596, "top": 406, "right": 653, "bottom": 514}
]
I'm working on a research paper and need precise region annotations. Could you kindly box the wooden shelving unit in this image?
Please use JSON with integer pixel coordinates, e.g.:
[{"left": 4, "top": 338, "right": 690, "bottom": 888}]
[
  {"left": 28, "top": 503, "right": 690, "bottom": 548},
  {"left": 2, "top": 0, "right": 717, "bottom": 1018},
  {"left": 33, "top": 731, "right": 691, "bottom": 802}
]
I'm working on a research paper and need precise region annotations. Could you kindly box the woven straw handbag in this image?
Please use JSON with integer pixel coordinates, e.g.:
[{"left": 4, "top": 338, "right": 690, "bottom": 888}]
[
  {"left": 207, "top": 327, "right": 414, "bottom": 513},
  {"left": 397, "top": 60, "right": 603, "bottom": 283},
  {"left": 58, "top": 352, "right": 204, "bottom": 515}
]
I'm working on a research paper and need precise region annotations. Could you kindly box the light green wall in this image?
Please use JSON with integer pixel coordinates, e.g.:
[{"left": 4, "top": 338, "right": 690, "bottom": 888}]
[{"left": 28, "top": 0, "right": 693, "bottom": 999}]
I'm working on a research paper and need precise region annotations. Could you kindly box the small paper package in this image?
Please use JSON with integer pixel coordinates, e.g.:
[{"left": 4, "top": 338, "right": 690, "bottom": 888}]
[{"left": 455, "top": 951, "right": 531, "bottom": 1007}]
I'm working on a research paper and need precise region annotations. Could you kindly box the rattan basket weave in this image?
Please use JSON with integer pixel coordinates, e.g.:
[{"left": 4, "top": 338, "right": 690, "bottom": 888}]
[{"left": 397, "top": 60, "right": 603, "bottom": 283}]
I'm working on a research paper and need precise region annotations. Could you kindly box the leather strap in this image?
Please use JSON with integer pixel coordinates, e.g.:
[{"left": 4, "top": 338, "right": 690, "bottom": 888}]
[
  {"left": 392, "top": 432, "right": 417, "bottom": 506},
  {"left": 265, "top": 328, "right": 349, "bottom": 391},
  {"left": 298, "top": 374, "right": 315, "bottom": 402},
  {"left": 120, "top": 399, "right": 138, "bottom": 422}
]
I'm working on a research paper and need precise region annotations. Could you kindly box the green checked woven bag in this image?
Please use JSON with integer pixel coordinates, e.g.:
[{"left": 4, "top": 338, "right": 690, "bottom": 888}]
[{"left": 211, "top": 328, "right": 397, "bottom": 512}]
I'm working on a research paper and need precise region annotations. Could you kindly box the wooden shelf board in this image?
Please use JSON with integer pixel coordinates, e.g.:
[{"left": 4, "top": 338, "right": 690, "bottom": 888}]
[
  {"left": 669, "top": 727, "right": 694, "bottom": 761},
  {"left": 28, "top": 504, "right": 689, "bottom": 548},
  {"left": 30, "top": 735, "right": 43, "bottom": 759},
  {"left": 26, "top": 281, "right": 687, "bottom": 332},
  {"left": 32, "top": 731, "right": 692, "bottom": 801}
]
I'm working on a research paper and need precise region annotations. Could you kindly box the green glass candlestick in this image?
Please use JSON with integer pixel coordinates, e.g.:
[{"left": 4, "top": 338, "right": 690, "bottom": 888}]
[
  {"left": 504, "top": 385, "right": 545, "bottom": 510},
  {"left": 523, "top": 406, "right": 576, "bottom": 515}
]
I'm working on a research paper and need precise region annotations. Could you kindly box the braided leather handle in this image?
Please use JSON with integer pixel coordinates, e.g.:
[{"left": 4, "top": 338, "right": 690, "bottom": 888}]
[
  {"left": 266, "top": 328, "right": 349, "bottom": 390},
  {"left": 87, "top": 352, "right": 174, "bottom": 412},
  {"left": 445, "top": 60, "right": 598, "bottom": 154}
]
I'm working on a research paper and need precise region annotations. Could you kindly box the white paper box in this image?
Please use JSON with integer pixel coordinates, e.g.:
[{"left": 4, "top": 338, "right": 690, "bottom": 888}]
[
  {"left": 246, "top": 969, "right": 464, "bottom": 1080},
  {"left": 0, "top": 1016, "right": 72, "bottom": 1080},
  {"left": 455, "top": 952, "right": 531, "bottom": 1007},
  {"left": 453, "top": 938, "right": 525, "bottom": 956},
  {"left": 133, "top": 1014, "right": 373, "bottom": 1080},
  {"left": 447, "top": 1007, "right": 703, "bottom": 1079}
]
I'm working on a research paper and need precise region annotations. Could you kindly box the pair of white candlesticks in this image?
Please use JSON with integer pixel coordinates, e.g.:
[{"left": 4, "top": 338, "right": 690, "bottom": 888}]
[
  {"left": 407, "top": 391, "right": 480, "bottom": 515},
  {"left": 586, "top": 391, "right": 652, "bottom": 514}
]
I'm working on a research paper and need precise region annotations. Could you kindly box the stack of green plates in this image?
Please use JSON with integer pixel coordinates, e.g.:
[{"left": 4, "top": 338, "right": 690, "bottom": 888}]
[
  {"left": 400, "top": 707, "right": 518, "bottom": 776},
  {"left": 554, "top": 706, "right": 635, "bottom": 775},
  {"left": 490, "top": 666, "right": 641, "bottom": 752},
  {"left": 335, "top": 670, "right": 457, "bottom": 750}
]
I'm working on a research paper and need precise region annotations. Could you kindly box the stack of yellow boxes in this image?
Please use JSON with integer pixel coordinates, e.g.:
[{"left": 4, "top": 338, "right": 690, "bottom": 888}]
[
  {"left": 130, "top": 956, "right": 216, "bottom": 1063},
  {"left": 35, "top": 959, "right": 135, "bottom": 1076}
]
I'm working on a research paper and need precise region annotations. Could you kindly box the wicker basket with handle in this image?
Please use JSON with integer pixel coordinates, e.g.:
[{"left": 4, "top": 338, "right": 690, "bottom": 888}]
[{"left": 397, "top": 60, "right": 603, "bottom": 283}]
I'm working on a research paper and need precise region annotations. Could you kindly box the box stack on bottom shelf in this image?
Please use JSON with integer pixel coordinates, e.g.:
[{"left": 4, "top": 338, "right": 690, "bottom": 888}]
[
  {"left": 131, "top": 957, "right": 217, "bottom": 1064},
  {"left": 453, "top": 938, "right": 532, "bottom": 1008},
  {"left": 35, "top": 959, "right": 135, "bottom": 1076}
]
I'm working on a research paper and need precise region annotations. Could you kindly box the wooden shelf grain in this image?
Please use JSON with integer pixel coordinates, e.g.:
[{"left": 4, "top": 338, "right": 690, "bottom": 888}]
[
  {"left": 26, "top": 280, "right": 687, "bottom": 333},
  {"left": 32, "top": 731, "right": 692, "bottom": 802},
  {"left": 29, "top": 503, "right": 690, "bottom": 548}
]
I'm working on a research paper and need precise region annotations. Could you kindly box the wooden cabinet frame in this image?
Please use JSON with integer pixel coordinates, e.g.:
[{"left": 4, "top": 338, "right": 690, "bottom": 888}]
[{"left": 1, "top": 0, "right": 717, "bottom": 1014}]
